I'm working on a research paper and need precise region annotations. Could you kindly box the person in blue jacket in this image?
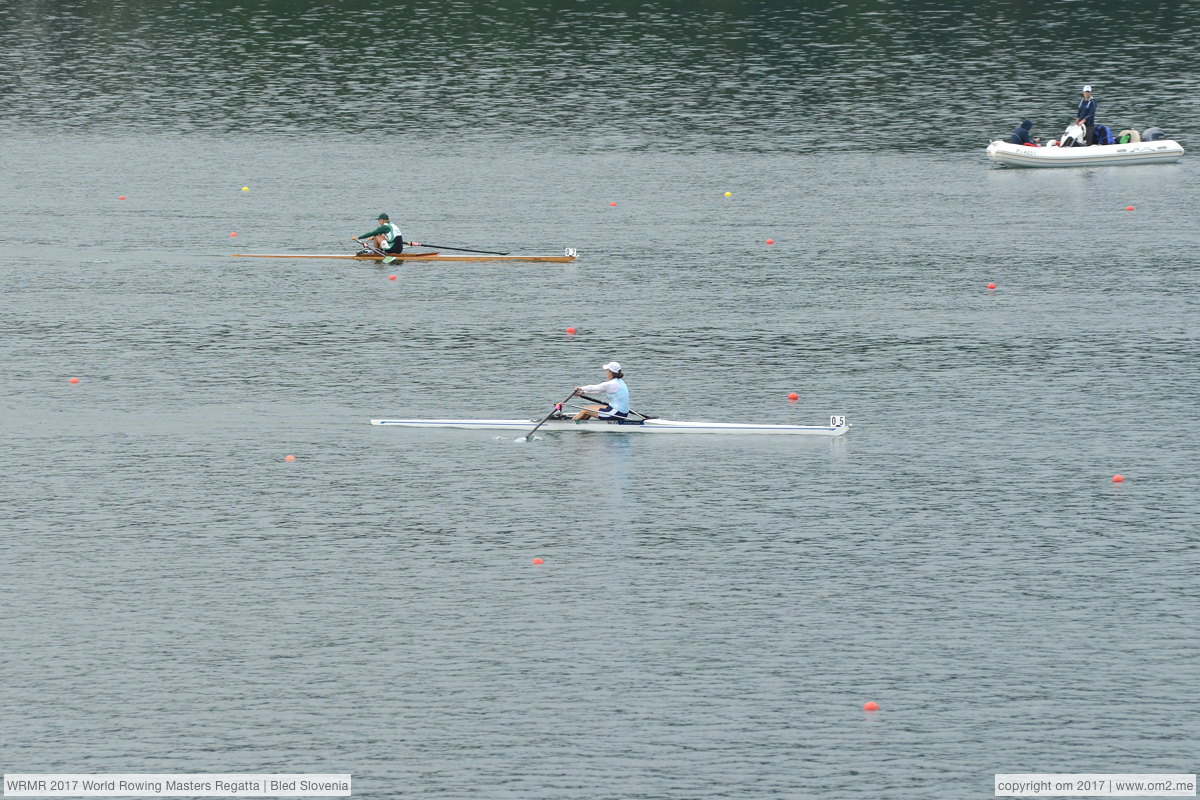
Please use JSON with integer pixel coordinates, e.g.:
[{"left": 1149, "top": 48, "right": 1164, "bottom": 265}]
[
  {"left": 1076, "top": 85, "right": 1097, "bottom": 146},
  {"left": 1008, "top": 119, "right": 1038, "bottom": 146}
]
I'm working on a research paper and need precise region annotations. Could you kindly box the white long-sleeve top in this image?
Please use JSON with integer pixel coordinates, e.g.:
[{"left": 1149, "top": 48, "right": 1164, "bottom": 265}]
[{"left": 578, "top": 378, "right": 630, "bottom": 413}]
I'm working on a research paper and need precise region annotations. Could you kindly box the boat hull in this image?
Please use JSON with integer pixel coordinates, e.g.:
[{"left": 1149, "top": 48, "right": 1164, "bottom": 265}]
[
  {"left": 986, "top": 139, "right": 1184, "bottom": 168},
  {"left": 230, "top": 252, "right": 577, "bottom": 262},
  {"left": 370, "top": 418, "right": 850, "bottom": 435}
]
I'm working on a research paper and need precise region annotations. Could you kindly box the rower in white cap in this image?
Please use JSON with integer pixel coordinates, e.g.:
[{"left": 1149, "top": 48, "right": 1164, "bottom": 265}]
[{"left": 572, "top": 362, "right": 631, "bottom": 422}]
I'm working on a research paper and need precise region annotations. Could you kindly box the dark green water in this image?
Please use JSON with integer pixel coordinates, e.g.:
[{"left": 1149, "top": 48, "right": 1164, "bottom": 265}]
[{"left": 2, "top": 2, "right": 1197, "bottom": 799}]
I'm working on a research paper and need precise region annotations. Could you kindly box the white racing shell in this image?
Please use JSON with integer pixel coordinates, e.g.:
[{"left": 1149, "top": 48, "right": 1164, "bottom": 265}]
[{"left": 370, "top": 417, "right": 850, "bottom": 436}]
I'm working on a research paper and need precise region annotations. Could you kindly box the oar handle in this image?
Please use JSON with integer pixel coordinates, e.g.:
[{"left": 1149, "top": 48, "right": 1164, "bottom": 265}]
[{"left": 575, "top": 393, "right": 654, "bottom": 420}]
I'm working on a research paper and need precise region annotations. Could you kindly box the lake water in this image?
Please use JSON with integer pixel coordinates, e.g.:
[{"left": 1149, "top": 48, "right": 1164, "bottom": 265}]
[{"left": 1, "top": 2, "right": 1197, "bottom": 798}]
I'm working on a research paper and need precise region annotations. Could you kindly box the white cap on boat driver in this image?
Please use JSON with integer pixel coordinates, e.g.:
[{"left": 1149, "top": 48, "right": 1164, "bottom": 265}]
[
  {"left": 603, "top": 361, "right": 621, "bottom": 373},
  {"left": 1082, "top": 85, "right": 1092, "bottom": 93}
]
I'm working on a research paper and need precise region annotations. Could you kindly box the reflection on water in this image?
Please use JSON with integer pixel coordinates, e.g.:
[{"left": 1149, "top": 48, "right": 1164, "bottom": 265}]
[{"left": 2, "top": 0, "right": 1198, "bottom": 149}]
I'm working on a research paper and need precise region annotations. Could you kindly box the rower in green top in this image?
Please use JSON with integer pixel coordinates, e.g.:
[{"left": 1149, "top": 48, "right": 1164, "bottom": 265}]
[{"left": 352, "top": 213, "right": 418, "bottom": 263}]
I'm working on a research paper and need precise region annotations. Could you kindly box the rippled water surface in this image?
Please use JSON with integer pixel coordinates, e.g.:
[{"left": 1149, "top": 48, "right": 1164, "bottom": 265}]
[{"left": 2, "top": 2, "right": 1198, "bottom": 798}]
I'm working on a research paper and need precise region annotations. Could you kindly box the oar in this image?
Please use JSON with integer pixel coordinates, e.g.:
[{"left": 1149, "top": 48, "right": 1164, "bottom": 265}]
[
  {"left": 575, "top": 393, "right": 656, "bottom": 420},
  {"left": 525, "top": 391, "right": 578, "bottom": 441},
  {"left": 351, "top": 237, "right": 388, "bottom": 256},
  {"left": 352, "top": 238, "right": 409, "bottom": 264},
  {"left": 410, "top": 241, "right": 510, "bottom": 255}
]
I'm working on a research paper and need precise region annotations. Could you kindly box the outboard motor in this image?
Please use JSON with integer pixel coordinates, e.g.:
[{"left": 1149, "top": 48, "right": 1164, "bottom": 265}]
[{"left": 1142, "top": 127, "right": 1166, "bottom": 141}]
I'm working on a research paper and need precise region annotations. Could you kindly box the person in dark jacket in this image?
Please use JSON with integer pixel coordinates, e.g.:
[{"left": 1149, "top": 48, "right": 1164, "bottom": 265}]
[
  {"left": 1076, "top": 85, "right": 1097, "bottom": 145},
  {"left": 1008, "top": 119, "right": 1038, "bottom": 146}
]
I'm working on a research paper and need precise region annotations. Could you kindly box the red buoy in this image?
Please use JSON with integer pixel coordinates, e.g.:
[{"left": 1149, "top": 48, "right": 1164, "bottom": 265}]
[
  {"left": 787, "top": 392, "right": 798, "bottom": 401},
  {"left": 532, "top": 557, "right": 544, "bottom": 565},
  {"left": 766, "top": 238, "right": 775, "bottom": 245},
  {"left": 863, "top": 701, "right": 879, "bottom": 711},
  {"left": 388, "top": 274, "right": 397, "bottom": 281},
  {"left": 1112, "top": 474, "right": 1125, "bottom": 483},
  {"left": 987, "top": 282, "right": 996, "bottom": 290},
  {"left": 68, "top": 377, "right": 80, "bottom": 384},
  {"left": 566, "top": 327, "right": 576, "bottom": 334}
]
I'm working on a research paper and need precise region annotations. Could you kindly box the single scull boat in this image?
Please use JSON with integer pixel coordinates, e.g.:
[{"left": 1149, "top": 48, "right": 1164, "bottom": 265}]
[
  {"left": 370, "top": 416, "right": 850, "bottom": 436},
  {"left": 231, "top": 250, "right": 578, "bottom": 263}
]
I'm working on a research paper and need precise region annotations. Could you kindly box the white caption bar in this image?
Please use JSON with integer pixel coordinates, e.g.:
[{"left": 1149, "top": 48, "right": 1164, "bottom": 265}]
[
  {"left": 996, "top": 774, "right": 1196, "bottom": 797},
  {"left": 3, "top": 775, "right": 351, "bottom": 797}
]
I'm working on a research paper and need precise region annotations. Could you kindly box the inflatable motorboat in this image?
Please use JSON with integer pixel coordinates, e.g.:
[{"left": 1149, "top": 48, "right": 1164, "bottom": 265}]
[{"left": 987, "top": 125, "right": 1184, "bottom": 168}]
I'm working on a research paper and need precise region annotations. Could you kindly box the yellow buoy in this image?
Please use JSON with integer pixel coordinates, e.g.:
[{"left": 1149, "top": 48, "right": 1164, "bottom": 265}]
[
  {"left": 724, "top": 191, "right": 732, "bottom": 197},
  {"left": 242, "top": 186, "right": 249, "bottom": 191}
]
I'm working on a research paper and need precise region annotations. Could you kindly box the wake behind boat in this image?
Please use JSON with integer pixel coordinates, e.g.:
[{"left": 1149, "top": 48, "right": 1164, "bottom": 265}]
[{"left": 370, "top": 416, "right": 850, "bottom": 436}]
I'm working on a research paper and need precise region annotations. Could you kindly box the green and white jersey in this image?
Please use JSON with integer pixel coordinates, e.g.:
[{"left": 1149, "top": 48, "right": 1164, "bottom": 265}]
[{"left": 359, "top": 222, "right": 402, "bottom": 246}]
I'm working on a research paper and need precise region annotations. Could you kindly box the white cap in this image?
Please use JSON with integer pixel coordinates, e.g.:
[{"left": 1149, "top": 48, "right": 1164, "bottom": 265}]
[
  {"left": 1082, "top": 85, "right": 1092, "bottom": 93},
  {"left": 602, "top": 361, "right": 621, "bottom": 373}
]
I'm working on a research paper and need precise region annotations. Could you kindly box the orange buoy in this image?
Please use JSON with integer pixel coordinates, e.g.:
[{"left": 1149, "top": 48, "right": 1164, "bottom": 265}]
[
  {"left": 118, "top": 195, "right": 126, "bottom": 200},
  {"left": 566, "top": 327, "right": 576, "bottom": 334},
  {"left": 388, "top": 274, "right": 397, "bottom": 281},
  {"left": 532, "top": 557, "right": 544, "bottom": 565},
  {"left": 230, "top": 232, "right": 238, "bottom": 237},
  {"left": 284, "top": 454, "right": 296, "bottom": 462},
  {"left": 987, "top": 282, "right": 996, "bottom": 289},
  {"left": 863, "top": 701, "right": 879, "bottom": 711},
  {"left": 1112, "top": 474, "right": 1125, "bottom": 483},
  {"left": 787, "top": 392, "right": 798, "bottom": 401},
  {"left": 766, "top": 238, "right": 775, "bottom": 245},
  {"left": 609, "top": 202, "right": 617, "bottom": 207},
  {"left": 1125, "top": 206, "right": 1134, "bottom": 211},
  {"left": 68, "top": 377, "right": 80, "bottom": 384}
]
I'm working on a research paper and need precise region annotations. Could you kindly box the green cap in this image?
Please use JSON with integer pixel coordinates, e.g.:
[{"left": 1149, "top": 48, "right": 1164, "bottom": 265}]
[{"left": 377, "top": 213, "right": 389, "bottom": 221}]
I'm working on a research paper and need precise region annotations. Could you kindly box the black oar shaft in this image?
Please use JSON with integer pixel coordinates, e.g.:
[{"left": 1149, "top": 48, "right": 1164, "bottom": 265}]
[
  {"left": 575, "top": 393, "right": 653, "bottom": 420},
  {"left": 353, "top": 238, "right": 387, "bottom": 256},
  {"left": 525, "top": 391, "right": 579, "bottom": 440},
  {"left": 415, "top": 242, "right": 509, "bottom": 255}
]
